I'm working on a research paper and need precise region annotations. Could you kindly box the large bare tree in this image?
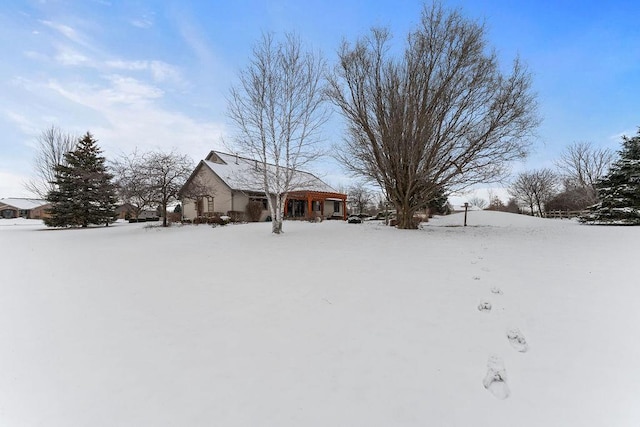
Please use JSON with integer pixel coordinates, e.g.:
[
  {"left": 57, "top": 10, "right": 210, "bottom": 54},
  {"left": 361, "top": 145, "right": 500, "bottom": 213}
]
[
  {"left": 555, "top": 141, "right": 614, "bottom": 204},
  {"left": 348, "top": 181, "right": 374, "bottom": 214},
  {"left": 145, "top": 151, "right": 194, "bottom": 227},
  {"left": 327, "top": 3, "right": 538, "bottom": 228},
  {"left": 227, "top": 33, "right": 328, "bottom": 234},
  {"left": 25, "top": 125, "right": 78, "bottom": 199},
  {"left": 509, "top": 168, "right": 558, "bottom": 216},
  {"left": 112, "top": 150, "right": 194, "bottom": 227},
  {"left": 111, "top": 150, "right": 157, "bottom": 220}
]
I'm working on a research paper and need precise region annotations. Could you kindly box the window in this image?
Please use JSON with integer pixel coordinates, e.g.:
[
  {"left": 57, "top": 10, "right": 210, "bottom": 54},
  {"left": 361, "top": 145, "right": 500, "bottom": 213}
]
[
  {"left": 207, "top": 197, "right": 214, "bottom": 212},
  {"left": 334, "top": 201, "right": 341, "bottom": 213}
]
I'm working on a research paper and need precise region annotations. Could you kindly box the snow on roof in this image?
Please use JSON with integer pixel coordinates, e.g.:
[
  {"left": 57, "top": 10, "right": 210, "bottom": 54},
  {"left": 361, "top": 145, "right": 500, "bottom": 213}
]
[
  {"left": 0, "top": 198, "right": 50, "bottom": 210},
  {"left": 203, "top": 151, "right": 338, "bottom": 194}
]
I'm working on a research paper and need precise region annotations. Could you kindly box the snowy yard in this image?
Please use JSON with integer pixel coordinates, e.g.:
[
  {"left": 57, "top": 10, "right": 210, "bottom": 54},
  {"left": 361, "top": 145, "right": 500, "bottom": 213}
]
[{"left": 1, "top": 211, "right": 639, "bottom": 427}]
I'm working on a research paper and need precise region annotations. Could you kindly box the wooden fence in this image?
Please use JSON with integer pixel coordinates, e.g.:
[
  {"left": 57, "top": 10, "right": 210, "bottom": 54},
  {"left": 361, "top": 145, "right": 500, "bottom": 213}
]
[{"left": 545, "top": 210, "right": 585, "bottom": 219}]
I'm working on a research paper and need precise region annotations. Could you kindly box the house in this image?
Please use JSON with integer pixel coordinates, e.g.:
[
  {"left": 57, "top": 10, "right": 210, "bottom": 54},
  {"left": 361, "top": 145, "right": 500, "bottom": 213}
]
[
  {"left": 0, "top": 198, "right": 51, "bottom": 219},
  {"left": 179, "top": 151, "right": 347, "bottom": 221},
  {"left": 114, "top": 203, "right": 160, "bottom": 220}
]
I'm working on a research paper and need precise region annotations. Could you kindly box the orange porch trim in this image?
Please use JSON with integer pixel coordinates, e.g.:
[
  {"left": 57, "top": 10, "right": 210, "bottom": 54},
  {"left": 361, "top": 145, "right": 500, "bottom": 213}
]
[{"left": 286, "top": 191, "right": 348, "bottom": 220}]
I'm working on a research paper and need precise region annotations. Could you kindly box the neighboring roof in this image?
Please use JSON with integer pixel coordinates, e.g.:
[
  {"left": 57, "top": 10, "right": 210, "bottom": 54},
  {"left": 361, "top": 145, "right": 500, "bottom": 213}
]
[
  {"left": 202, "top": 151, "right": 338, "bottom": 194},
  {"left": 0, "top": 198, "right": 50, "bottom": 210}
]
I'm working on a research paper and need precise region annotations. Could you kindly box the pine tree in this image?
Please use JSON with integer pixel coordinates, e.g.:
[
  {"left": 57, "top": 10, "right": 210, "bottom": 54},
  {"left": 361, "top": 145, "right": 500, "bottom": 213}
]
[
  {"left": 44, "top": 132, "right": 117, "bottom": 227},
  {"left": 580, "top": 129, "right": 640, "bottom": 225},
  {"left": 427, "top": 187, "right": 450, "bottom": 215}
]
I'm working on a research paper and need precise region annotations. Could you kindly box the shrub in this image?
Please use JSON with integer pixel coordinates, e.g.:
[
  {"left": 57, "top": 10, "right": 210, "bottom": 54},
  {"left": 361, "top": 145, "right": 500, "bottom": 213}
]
[
  {"left": 227, "top": 210, "right": 246, "bottom": 223},
  {"left": 245, "top": 201, "right": 264, "bottom": 222}
]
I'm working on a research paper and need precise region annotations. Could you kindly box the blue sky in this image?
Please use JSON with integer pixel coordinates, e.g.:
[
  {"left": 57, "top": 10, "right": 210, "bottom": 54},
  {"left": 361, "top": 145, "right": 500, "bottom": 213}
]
[{"left": 2, "top": 0, "right": 639, "bottom": 198}]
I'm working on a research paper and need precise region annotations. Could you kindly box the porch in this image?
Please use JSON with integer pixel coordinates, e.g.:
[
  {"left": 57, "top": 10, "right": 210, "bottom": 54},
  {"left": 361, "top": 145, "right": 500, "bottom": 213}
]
[{"left": 285, "top": 191, "right": 347, "bottom": 221}]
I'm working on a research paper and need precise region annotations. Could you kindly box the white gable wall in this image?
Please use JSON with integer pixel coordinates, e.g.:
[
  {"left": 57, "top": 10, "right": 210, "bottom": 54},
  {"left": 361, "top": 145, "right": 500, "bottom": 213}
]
[
  {"left": 182, "top": 165, "right": 233, "bottom": 219},
  {"left": 182, "top": 164, "right": 274, "bottom": 221}
]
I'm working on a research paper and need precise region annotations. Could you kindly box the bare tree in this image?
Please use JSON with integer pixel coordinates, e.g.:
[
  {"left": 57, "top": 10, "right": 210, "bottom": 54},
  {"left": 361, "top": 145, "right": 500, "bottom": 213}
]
[
  {"left": 227, "top": 33, "right": 329, "bottom": 234},
  {"left": 112, "top": 150, "right": 194, "bottom": 227},
  {"left": 486, "top": 196, "right": 505, "bottom": 211},
  {"left": 509, "top": 169, "right": 558, "bottom": 216},
  {"left": 555, "top": 142, "right": 614, "bottom": 204},
  {"left": 111, "top": 151, "right": 156, "bottom": 220},
  {"left": 326, "top": 3, "right": 538, "bottom": 229},
  {"left": 348, "top": 181, "right": 374, "bottom": 214},
  {"left": 509, "top": 172, "right": 536, "bottom": 215},
  {"left": 468, "top": 197, "right": 488, "bottom": 209},
  {"left": 25, "top": 125, "right": 78, "bottom": 199},
  {"left": 143, "top": 151, "right": 194, "bottom": 227}
]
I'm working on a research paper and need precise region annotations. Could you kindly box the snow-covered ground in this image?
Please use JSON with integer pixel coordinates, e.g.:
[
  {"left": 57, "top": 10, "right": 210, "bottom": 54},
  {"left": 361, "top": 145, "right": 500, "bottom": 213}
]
[{"left": 1, "top": 212, "right": 639, "bottom": 427}]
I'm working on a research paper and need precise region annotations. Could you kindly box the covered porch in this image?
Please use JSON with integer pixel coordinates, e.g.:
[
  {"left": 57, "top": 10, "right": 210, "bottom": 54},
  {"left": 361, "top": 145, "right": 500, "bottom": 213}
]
[{"left": 285, "top": 191, "right": 347, "bottom": 221}]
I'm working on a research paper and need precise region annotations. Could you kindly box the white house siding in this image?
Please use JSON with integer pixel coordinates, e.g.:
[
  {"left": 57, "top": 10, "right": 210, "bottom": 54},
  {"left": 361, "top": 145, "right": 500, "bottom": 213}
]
[
  {"left": 182, "top": 167, "right": 233, "bottom": 219},
  {"left": 323, "top": 199, "right": 343, "bottom": 218},
  {"left": 238, "top": 193, "right": 276, "bottom": 222}
]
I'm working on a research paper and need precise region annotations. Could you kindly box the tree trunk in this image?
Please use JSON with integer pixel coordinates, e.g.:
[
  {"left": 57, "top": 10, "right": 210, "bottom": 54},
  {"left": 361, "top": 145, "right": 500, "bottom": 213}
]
[
  {"left": 396, "top": 204, "right": 418, "bottom": 229},
  {"left": 271, "top": 194, "right": 285, "bottom": 234},
  {"left": 162, "top": 202, "right": 168, "bottom": 227}
]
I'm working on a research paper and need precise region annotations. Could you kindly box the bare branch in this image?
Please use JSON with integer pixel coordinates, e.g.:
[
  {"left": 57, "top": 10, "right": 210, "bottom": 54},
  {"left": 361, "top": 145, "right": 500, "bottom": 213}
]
[
  {"left": 24, "top": 125, "right": 79, "bottom": 199},
  {"left": 509, "top": 168, "right": 558, "bottom": 216},
  {"left": 327, "top": 3, "right": 539, "bottom": 228},
  {"left": 227, "top": 32, "right": 329, "bottom": 233},
  {"left": 555, "top": 141, "right": 614, "bottom": 204},
  {"left": 112, "top": 150, "right": 194, "bottom": 226}
]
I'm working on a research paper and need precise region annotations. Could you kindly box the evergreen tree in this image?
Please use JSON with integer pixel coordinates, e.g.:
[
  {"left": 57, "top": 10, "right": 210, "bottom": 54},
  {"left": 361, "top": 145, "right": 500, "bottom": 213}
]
[
  {"left": 580, "top": 129, "right": 640, "bottom": 225},
  {"left": 427, "top": 187, "right": 450, "bottom": 215},
  {"left": 45, "top": 132, "right": 117, "bottom": 227}
]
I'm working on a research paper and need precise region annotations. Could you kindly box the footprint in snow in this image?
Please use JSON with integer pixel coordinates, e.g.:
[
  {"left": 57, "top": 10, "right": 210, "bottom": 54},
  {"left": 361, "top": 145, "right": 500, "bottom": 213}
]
[
  {"left": 477, "top": 300, "right": 492, "bottom": 312},
  {"left": 473, "top": 276, "right": 481, "bottom": 281},
  {"left": 483, "top": 355, "right": 510, "bottom": 399},
  {"left": 490, "top": 286, "right": 503, "bottom": 295},
  {"left": 507, "top": 328, "right": 529, "bottom": 353}
]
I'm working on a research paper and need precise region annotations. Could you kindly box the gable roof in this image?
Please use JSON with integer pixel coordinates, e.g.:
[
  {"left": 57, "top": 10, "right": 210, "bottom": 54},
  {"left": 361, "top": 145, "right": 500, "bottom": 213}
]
[
  {"left": 0, "top": 198, "right": 50, "bottom": 210},
  {"left": 201, "top": 151, "right": 338, "bottom": 194}
]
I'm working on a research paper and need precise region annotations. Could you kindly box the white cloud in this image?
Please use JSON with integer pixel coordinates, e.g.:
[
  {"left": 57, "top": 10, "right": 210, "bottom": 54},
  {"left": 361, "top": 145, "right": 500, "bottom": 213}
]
[
  {"left": 148, "top": 61, "right": 182, "bottom": 84},
  {"left": 176, "top": 17, "right": 217, "bottom": 68},
  {"left": 23, "top": 50, "right": 49, "bottom": 61},
  {"left": 131, "top": 18, "right": 153, "bottom": 29},
  {"left": 41, "top": 77, "right": 226, "bottom": 162},
  {"left": 53, "top": 44, "right": 89, "bottom": 65},
  {"left": 40, "top": 20, "right": 88, "bottom": 48},
  {"left": 104, "top": 60, "right": 184, "bottom": 85},
  {"left": 103, "top": 75, "right": 164, "bottom": 103},
  {"left": 609, "top": 129, "right": 635, "bottom": 142},
  {"left": 104, "top": 59, "right": 147, "bottom": 71},
  {"left": 0, "top": 171, "right": 35, "bottom": 198},
  {"left": 4, "top": 111, "right": 39, "bottom": 136}
]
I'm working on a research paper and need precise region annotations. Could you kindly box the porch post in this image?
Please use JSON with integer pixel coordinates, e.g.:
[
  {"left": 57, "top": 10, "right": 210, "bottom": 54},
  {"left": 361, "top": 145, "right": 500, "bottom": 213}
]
[
  {"left": 342, "top": 197, "right": 347, "bottom": 221},
  {"left": 307, "top": 195, "right": 312, "bottom": 220}
]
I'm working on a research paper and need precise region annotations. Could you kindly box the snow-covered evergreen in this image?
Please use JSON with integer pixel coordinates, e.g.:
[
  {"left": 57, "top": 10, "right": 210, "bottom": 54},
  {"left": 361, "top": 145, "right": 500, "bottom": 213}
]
[
  {"left": 44, "top": 132, "right": 117, "bottom": 227},
  {"left": 580, "top": 129, "right": 640, "bottom": 225}
]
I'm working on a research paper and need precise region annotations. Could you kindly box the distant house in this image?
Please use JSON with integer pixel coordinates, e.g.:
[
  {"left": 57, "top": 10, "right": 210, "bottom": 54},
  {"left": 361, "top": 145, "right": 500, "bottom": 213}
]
[
  {"left": 114, "top": 203, "right": 160, "bottom": 220},
  {"left": 0, "top": 198, "right": 51, "bottom": 219},
  {"left": 179, "top": 151, "right": 347, "bottom": 221}
]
